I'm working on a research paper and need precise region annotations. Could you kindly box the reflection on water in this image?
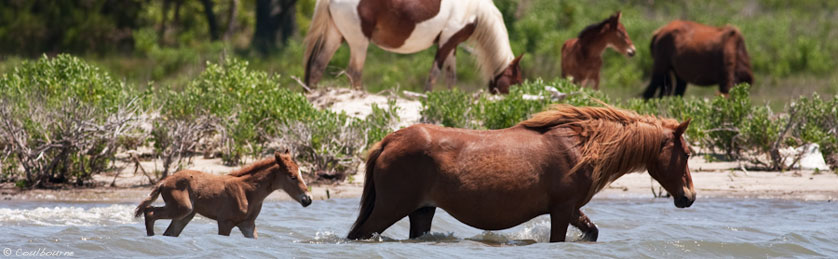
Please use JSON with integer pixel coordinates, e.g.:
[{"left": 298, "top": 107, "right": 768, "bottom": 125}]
[{"left": 1, "top": 198, "right": 836, "bottom": 257}]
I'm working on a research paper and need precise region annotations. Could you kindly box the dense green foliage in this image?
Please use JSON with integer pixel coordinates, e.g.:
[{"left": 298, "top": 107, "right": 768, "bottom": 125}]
[
  {"left": 2, "top": 0, "right": 837, "bottom": 101},
  {"left": 421, "top": 79, "right": 838, "bottom": 169}
]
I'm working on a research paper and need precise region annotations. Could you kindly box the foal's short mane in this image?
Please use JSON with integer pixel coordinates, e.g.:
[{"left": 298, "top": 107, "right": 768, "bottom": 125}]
[
  {"left": 577, "top": 17, "right": 611, "bottom": 39},
  {"left": 228, "top": 157, "right": 276, "bottom": 177},
  {"left": 520, "top": 105, "right": 680, "bottom": 196}
]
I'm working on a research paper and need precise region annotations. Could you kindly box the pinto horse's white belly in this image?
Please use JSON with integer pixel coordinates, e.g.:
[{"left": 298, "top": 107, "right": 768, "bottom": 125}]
[{"left": 329, "top": 0, "right": 473, "bottom": 54}]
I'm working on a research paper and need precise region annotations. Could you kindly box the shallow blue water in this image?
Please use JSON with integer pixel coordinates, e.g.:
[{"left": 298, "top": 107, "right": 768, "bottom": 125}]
[{"left": 1, "top": 197, "right": 836, "bottom": 258}]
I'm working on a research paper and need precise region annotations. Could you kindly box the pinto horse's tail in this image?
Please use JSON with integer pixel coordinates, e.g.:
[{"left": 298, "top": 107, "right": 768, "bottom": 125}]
[
  {"left": 303, "top": 0, "right": 334, "bottom": 86},
  {"left": 134, "top": 183, "right": 162, "bottom": 218},
  {"left": 347, "top": 140, "right": 385, "bottom": 239}
]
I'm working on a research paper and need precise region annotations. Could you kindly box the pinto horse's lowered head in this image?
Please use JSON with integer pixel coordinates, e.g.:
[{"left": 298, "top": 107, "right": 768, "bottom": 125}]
[
  {"left": 647, "top": 119, "right": 696, "bottom": 208},
  {"left": 489, "top": 54, "right": 524, "bottom": 94},
  {"left": 273, "top": 150, "right": 312, "bottom": 207}
]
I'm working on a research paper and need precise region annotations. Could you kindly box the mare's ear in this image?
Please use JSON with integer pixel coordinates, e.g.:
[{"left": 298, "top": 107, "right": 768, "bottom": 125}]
[{"left": 674, "top": 118, "right": 692, "bottom": 137}]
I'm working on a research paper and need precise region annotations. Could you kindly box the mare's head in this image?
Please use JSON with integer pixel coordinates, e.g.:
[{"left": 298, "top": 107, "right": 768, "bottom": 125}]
[
  {"left": 272, "top": 150, "right": 312, "bottom": 207},
  {"left": 647, "top": 119, "right": 696, "bottom": 208},
  {"left": 489, "top": 54, "right": 524, "bottom": 94},
  {"left": 591, "top": 11, "right": 635, "bottom": 57}
]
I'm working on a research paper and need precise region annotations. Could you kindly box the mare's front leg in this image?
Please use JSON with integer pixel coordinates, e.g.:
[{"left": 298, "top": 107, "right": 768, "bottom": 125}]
[
  {"left": 217, "top": 220, "right": 235, "bottom": 236},
  {"left": 571, "top": 209, "right": 598, "bottom": 242},
  {"left": 549, "top": 206, "right": 574, "bottom": 242},
  {"left": 238, "top": 220, "right": 258, "bottom": 239}
]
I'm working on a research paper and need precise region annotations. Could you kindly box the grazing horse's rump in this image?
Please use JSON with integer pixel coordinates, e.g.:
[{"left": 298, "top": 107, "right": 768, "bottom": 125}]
[
  {"left": 643, "top": 20, "right": 753, "bottom": 99},
  {"left": 304, "top": 0, "right": 523, "bottom": 93},
  {"left": 348, "top": 104, "right": 696, "bottom": 242},
  {"left": 135, "top": 151, "right": 312, "bottom": 238}
]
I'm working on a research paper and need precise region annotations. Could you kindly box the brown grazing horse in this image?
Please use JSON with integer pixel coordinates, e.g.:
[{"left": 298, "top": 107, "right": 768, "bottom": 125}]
[
  {"left": 304, "top": 0, "right": 524, "bottom": 94},
  {"left": 347, "top": 104, "right": 696, "bottom": 242},
  {"left": 643, "top": 20, "right": 753, "bottom": 99},
  {"left": 135, "top": 151, "right": 312, "bottom": 238},
  {"left": 561, "top": 12, "right": 636, "bottom": 90}
]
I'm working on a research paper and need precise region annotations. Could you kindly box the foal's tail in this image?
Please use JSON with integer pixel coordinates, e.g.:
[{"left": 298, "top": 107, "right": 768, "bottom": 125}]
[
  {"left": 347, "top": 140, "right": 385, "bottom": 239},
  {"left": 303, "top": 0, "right": 334, "bottom": 85},
  {"left": 134, "top": 183, "right": 162, "bottom": 218}
]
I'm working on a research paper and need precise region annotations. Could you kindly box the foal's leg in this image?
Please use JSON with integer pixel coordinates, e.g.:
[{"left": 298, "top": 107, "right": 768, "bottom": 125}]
[
  {"left": 408, "top": 206, "right": 436, "bottom": 239},
  {"left": 304, "top": 22, "right": 343, "bottom": 88},
  {"left": 163, "top": 211, "right": 196, "bottom": 237},
  {"left": 143, "top": 189, "right": 192, "bottom": 236},
  {"left": 570, "top": 209, "right": 598, "bottom": 242},
  {"left": 346, "top": 40, "right": 369, "bottom": 90},
  {"left": 237, "top": 220, "right": 258, "bottom": 239}
]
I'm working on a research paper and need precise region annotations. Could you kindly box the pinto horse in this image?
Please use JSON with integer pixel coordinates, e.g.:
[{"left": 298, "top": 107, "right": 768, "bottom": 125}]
[
  {"left": 347, "top": 104, "right": 696, "bottom": 242},
  {"left": 304, "top": 0, "right": 524, "bottom": 94},
  {"left": 135, "top": 151, "right": 312, "bottom": 238},
  {"left": 561, "top": 11, "right": 636, "bottom": 90},
  {"left": 642, "top": 20, "right": 753, "bottom": 99}
]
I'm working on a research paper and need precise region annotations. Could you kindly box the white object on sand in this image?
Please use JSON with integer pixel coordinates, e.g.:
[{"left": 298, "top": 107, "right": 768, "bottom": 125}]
[{"left": 780, "top": 143, "right": 831, "bottom": 170}]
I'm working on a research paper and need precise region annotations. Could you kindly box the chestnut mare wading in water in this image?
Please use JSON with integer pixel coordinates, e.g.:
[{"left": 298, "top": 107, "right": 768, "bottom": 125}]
[
  {"left": 561, "top": 11, "right": 636, "bottom": 90},
  {"left": 135, "top": 151, "right": 312, "bottom": 238},
  {"left": 643, "top": 20, "right": 753, "bottom": 99},
  {"left": 347, "top": 104, "right": 696, "bottom": 242},
  {"left": 303, "top": 0, "right": 524, "bottom": 94}
]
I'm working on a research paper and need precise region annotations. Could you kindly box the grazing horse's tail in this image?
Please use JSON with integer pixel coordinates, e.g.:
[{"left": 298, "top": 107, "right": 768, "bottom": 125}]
[
  {"left": 347, "top": 140, "right": 385, "bottom": 239},
  {"left": 134, "top": 183, "right": 162, "bottom": 218},
  {"left": 303, "top": 0, "right": 334, "bottom": 86}
]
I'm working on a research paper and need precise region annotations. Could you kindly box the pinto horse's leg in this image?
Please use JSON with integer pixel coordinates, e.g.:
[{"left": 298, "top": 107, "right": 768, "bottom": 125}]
[
  {"left": 425, "top": 22, "right": 476, "bottom": 92},
  {"left": 237, "top": 220, "right": 257, "bottom": 239},
  {"left": 570, "top": 209, "right": 598, "bottom": 242},
  {"left": 443, "top": 50, "right": 457, "bottom": 89},
  {"left": 346, "top": 40, "right": 369, "bottom": 90},
  {"left": 163, "top": 211, "right": 196, "bottom": 237},
  {"left": 304, "top": 22, "right": 343, "bottom": 89},
  {"left": 408, "top": 206, "right": 436, "bottom": 239}
]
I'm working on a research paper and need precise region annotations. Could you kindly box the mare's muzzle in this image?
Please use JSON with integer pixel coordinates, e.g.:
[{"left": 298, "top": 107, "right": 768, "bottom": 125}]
[
  {"left": 299, "top": 194, "right": 312, "bottom": 207},
  {"left": 674, "top": 194, "right": 695, "bottom": 208}
]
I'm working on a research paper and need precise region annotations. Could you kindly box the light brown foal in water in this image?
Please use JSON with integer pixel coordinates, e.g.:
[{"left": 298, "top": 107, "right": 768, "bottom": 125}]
[
  {"left": 348, "top": 104, "right": 695, "bottom": 242},
  {"left": 135, "top": 151, "right": 312, "bottom": 238},
  {"left": 561, "top": 12, "right": 636, "bottom": 90}
]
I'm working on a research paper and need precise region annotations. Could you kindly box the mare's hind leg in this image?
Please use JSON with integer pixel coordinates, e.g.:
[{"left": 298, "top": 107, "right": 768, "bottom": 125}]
[
  {"left": 349, "top": 197, "right": 420, "bottom": 240},
  {"left": 163, "top": 211, "right": 196, "bottom": 237},
  {"left": 570, "top": 209, "right": 598, "bottom": 242},
  {"left": 408, "top": 207, "right": 436, "bottom": 239}
]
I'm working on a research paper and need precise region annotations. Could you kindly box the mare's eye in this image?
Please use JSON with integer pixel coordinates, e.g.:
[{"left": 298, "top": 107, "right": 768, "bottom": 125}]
[{"left": 289, "top": 175, "right": 297, "bottom": 180}]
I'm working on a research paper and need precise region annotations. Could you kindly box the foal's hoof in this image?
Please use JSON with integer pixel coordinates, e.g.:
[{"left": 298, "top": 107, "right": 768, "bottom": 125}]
[{"left": 579, "top": 229, "right": 598, "bottom": 242}]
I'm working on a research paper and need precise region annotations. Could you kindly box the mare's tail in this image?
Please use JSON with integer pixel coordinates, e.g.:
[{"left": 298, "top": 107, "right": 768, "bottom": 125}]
[
  {"left": 347, "top": 140, "right": 385, "bottom": 239},
  {"left": 134, "top": 183, "right": 162, "bottom": 218},
  {"left": 303, "top": 0, "right": 334, "bottom": 86}
]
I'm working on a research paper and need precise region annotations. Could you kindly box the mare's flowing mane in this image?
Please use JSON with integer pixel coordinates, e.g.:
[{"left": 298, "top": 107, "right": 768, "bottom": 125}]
[
  {"left": 228, "top": 157, "right": 276, "bottom": 177},
  {"left": 519, "top": 104, "right": 680, "bottom": 196}
]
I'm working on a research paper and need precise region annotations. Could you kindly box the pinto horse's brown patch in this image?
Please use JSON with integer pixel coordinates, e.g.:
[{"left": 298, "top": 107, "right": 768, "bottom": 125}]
[{"left": 358, "top": 0, "right": 441, "bottom": 49}]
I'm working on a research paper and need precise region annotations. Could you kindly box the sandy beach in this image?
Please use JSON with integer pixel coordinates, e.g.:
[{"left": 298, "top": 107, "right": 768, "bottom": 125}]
[{"left": 3, "top": 88, "right": 836, "bottom": 203}]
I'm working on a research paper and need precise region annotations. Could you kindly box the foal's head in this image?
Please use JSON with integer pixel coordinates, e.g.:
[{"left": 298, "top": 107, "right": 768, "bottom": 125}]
[
  {"left": 595, "top": 12, "right": 636, "bottom": 57},
  {"left": 647, "top": 119, "right": 696, "bottom": 208},
  {"left": 273, "top": 150, "right": 312, "bottom": 207},
  {"left": 489, "top": 54, "right": 524, "bottom": 94}
]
